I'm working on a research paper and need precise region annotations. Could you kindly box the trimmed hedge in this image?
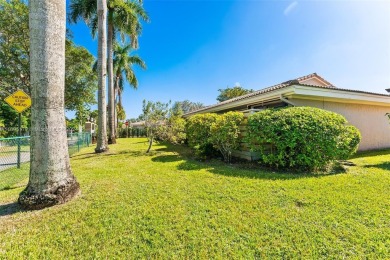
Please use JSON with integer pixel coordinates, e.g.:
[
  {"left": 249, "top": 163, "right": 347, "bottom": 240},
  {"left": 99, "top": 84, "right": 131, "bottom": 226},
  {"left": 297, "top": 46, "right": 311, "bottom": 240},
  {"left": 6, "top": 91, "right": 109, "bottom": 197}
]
[
  {"left": 186, "top": 112, "right": 244, "bottom": 161},
  {"left": 186, "top": 113, "right": 219, "bottom": 159},
  {"left": 246, "top": 107, "right": 361, "bottom": 170},
  {"left": 210, "top": 112, "right": 244, "bottom": 162}
]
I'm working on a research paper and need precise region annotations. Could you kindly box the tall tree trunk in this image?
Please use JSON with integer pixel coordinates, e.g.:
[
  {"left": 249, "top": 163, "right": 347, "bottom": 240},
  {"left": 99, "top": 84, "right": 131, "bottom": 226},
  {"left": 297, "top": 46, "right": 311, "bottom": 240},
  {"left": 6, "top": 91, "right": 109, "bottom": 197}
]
[
  {"left": 95, "top": 0, "right": 108, "bottom": 153},
  {"left": 114, "top": 78, "right": 119, "bottom": 131},
  {"left": 19, "top": 0, "right": 80, "bottom": 209},
  {"left": 107, "top": 17, "right": 116, "bottom": 144}
]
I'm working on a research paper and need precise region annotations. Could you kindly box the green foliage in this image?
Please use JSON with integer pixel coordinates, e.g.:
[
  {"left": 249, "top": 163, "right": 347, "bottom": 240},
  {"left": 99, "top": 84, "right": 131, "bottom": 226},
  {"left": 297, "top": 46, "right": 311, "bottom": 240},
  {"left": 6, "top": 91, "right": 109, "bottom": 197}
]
[
  {"left": 0, "top": 0, "right": 30, "bottom": 99},
  {"left": 210, "top": 112, "right": 244, "bottom": 162},
  {"left": 116, "top": 103, "right": 126, "bottom": 121},
  {"left": 216, "top": 85, "right": 254, "bottom": 102},
  {"left": 156, "top": 116, "right": 186, "bottom": 145},
  {"left": 0, "top": 102, "right": 29, "bottom": 137},
  {"left": 0, "top": 0, "right": 97, "bottom": 117},
  {"left": 65, "top": 39, "right": 98, "bottom": 112},
  {"left": 142, "top": 100, "right": 170, "bottom": 152},
  {"left": 172, "top": 100, "right": 205, "bottom": 115},
  {"left": 186, "top": 113, "right": 219, "bottom": 158},
  {"left": 246, "top": 107, "right": 361, "bottom": 170}
]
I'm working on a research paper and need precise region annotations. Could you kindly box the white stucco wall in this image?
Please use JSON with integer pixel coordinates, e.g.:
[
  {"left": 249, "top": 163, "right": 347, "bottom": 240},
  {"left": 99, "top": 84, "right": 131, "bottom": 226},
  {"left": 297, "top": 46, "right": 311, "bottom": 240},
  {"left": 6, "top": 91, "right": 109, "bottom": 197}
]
[{"left": 290, "top": 98, "right": 390, "bottom": 151}]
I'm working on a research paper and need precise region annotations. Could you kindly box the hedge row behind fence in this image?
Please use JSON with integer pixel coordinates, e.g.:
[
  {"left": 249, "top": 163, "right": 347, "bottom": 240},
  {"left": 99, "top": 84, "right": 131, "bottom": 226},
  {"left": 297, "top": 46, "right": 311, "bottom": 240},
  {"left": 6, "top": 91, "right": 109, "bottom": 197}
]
[
  {"left": 246, "top": 107, "right": 361, "bottom": 170},
  {"left": 117, "top": 128, "right": 147, "bottom": 138}
]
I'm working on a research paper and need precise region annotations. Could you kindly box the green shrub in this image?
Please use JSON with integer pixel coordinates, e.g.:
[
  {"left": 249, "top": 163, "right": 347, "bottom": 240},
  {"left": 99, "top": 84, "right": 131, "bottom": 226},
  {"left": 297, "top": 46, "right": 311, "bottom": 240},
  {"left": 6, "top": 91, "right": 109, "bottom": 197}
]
[
  {"left": 210, "top": 112, "right": 244, "bottom": 163},
  {"left": 246, "top": 107, "right": 361, "bottom": 170},
  {"left": 186, "top": 113, "right": 219, "bottom": 159},
  {"left": 155, "top": 116, "right": 186, "bottom": 144}
]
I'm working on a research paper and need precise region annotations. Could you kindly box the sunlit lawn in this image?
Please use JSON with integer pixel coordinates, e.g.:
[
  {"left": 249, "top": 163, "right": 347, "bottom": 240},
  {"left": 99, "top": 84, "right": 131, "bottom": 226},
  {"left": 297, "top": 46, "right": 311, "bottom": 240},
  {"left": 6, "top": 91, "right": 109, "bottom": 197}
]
[{"left": 0, "top": 138, "right": 389, "bottom": 258}]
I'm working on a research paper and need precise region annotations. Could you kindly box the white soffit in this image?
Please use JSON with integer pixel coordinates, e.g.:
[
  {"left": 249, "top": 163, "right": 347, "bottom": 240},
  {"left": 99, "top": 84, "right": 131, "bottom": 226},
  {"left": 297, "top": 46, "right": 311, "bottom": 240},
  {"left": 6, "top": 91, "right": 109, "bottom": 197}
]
[{"left": 292, "top": 85, "right": 390, "bottom": 107}]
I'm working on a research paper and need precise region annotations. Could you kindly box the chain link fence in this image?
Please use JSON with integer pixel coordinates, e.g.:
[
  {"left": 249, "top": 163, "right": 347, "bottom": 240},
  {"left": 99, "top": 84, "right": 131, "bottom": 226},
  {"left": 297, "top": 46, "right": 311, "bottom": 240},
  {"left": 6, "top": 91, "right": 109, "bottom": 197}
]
[{"left": 0, "top": 132, "right": 91, "bottom": 191}]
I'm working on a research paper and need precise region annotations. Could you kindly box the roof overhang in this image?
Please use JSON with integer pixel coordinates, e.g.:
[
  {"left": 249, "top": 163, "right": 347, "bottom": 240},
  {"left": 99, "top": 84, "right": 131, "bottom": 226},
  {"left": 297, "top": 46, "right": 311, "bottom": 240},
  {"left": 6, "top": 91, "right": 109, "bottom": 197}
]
[
  {"left": 183, "top": 86, "right": 296, "bottom": 117},
  {"left": 291, "top": 85, "right": 390, "bottom": 107},
  {"left": 184, "top": 84, "right": 390, "bottom": 117}
]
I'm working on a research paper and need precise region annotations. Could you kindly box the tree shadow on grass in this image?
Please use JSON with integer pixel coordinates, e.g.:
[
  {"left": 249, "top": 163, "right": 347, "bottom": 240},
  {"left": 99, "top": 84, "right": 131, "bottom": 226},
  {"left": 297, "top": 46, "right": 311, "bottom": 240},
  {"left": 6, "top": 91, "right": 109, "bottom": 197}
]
[
  {"left": 0, "top": 201, "right": 25, "bottom": 218},
  {"left": 363, "top": 162, "right": 390, "bottom": 171},
  {"left": 151, "top": 154, "right": 184, "bottom": 163},
  {"left": 351, "top": 149, "right": 390, "bottom": 159}
]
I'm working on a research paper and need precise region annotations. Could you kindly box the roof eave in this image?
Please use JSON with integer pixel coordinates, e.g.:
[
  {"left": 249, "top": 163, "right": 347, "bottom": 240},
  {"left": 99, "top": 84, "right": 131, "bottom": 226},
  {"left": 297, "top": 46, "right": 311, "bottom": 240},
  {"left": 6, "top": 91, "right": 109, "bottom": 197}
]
[
  {"left": 292, "top": 85, "right": 390, "bottom": 107},
  {"left": 183, "top": 86, "right": 296, "bottom": 117}
]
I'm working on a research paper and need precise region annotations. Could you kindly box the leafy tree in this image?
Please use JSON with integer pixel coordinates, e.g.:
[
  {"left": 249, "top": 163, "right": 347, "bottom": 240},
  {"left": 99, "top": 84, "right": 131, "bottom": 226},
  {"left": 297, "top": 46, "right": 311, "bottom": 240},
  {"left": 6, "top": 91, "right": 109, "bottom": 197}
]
[
  {"left": 18, "top": 0, "right": 80, "bottom": 209},
  {"left": 0, "top": 102, "right": 29, "bottom": 137},
  {"left": 142, "top": 100, "right": 170, "bottom": 153},
  {"left": 172, "top": 100, "right": 204, "bottom": 115},
  {"left": 65, "top": 39, "right": 97, "bottom": 113},
  {"left": 0, "top": 0, "right": 30, "bottom": 99},
  {"left": 216, "top": 86, "right": 254, "bottom": 102},
  {"left": 0, "top": 0, "right": 97, "bottom": 117}
]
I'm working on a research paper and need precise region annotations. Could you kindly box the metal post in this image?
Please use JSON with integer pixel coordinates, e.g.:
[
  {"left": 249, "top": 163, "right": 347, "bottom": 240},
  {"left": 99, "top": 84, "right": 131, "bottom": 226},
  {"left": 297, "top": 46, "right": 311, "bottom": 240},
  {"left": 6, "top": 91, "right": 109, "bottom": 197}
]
[
  {"left": 78, "top": 133, "right": 80, "bottom": 152},
  {"left": 17, "top": 113, "right": 21, "bottom": 168}
]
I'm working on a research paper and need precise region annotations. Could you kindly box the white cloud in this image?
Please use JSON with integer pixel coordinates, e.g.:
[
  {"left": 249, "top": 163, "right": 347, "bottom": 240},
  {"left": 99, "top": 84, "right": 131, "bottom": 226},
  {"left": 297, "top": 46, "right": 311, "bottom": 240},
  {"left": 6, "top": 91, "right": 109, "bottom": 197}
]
[{"left": 284, "top": 1, "right": 298, "bottom": 16}]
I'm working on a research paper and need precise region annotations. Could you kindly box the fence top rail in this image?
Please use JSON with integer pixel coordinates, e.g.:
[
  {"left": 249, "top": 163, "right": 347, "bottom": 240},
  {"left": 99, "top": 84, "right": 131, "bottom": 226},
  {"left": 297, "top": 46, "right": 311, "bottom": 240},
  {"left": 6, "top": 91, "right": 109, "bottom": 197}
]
[{"left": 0, "top": 136, "right": 31, "bottom": 141}]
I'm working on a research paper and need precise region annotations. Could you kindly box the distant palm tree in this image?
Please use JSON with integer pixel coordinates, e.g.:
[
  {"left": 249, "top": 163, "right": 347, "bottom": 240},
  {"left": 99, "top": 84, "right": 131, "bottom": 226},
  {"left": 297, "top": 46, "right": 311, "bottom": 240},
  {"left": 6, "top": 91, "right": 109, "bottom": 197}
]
[
  {"left": 69, "top": 0, "right": 148, "bottom": 144},
  {"left": 19, "top": 0, "right": 80, "bottom": 209},
  {"left": 113, "top": 43, "right": 146, "bottom": 125}
]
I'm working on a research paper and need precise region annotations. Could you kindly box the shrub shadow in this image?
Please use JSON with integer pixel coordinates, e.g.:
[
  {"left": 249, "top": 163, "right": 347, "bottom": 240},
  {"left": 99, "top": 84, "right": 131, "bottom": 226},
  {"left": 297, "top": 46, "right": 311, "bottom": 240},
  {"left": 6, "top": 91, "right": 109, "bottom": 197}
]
[{"left": 151, "top": 154, "right": 183, "bottom": 163}]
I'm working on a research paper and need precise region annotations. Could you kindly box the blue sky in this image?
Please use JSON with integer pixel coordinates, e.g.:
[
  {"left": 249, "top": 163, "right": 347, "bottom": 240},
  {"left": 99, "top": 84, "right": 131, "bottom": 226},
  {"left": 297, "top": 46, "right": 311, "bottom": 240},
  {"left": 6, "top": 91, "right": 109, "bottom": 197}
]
[{"left": 67, "top": 0, "right": 390, "bottom": 119}]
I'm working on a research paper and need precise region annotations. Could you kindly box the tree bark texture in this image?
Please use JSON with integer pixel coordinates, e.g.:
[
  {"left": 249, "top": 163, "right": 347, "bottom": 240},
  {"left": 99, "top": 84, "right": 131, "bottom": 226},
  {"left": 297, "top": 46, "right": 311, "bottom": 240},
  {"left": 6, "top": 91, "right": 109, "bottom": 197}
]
[
  {"left": 95, "top": 0, "right": 109, "bottom": 153},
  {"left": 107, "top": 18, "right": 116, "bottom": 144},
  {"left": 19, "top": 0, "right": 80, "bottom": 210}
]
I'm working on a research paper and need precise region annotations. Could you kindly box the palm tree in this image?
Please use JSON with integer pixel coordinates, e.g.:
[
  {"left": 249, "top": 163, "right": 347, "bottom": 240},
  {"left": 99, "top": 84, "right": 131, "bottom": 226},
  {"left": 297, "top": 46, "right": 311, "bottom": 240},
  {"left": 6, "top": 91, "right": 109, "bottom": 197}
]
[
  {"left": 107, "top": 0, "right": 148, "bottom": 144},
  {"left": 69, "top": 0, "right": 148, "bottom": 145},
  {"left": 94, "top": 0, "right": 109, "bottom": 152},
  {"left": 19, "top": 0, "right": 80, "bottom": 209},
  {"left": 113, "top": 43, "right": 146, "bottom": 125}
]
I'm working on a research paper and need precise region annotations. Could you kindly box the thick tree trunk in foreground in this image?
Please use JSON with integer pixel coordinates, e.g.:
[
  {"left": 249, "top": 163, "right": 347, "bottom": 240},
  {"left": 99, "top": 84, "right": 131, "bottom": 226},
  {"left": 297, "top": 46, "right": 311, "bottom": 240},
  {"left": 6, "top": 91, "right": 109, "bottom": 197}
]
[
  {"left": 107, "top": 18, "right": 116, "bottom": 144},
  {"left": 95, "top": 0, "right": 109, "bottom": 153},
  {"left": 19, "top": 0, "right": 80, "bottom": 209}
]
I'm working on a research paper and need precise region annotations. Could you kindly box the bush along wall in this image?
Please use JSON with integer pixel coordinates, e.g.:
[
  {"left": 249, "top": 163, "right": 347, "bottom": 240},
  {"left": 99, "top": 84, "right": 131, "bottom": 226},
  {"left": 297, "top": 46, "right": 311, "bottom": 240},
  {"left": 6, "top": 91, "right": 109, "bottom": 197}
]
[
  {"left": 246, "top": 107, "right": 361, "bottom": 171},
  {"left": 186, "top": 113, "right": 219, "bottom": 159},
  {"left": 186, "top": 112, "right": 244, "bottom": 161}
]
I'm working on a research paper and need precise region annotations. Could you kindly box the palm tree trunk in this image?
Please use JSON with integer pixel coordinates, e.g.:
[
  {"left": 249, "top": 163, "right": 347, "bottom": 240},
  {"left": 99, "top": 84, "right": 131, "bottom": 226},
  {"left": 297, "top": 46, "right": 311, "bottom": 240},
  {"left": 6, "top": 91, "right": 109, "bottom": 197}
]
[
  {"left": 95, "top": 0, "right": 109, "bottom": 153},
  {"left": 107, "top": 17, "right": 116, "bottom": 144},
  {"left": 114, "top": 78, "right": 120, "bottom": 131},
  {"left": 19, "top": 0, "right": 80, "bottom": 209}
]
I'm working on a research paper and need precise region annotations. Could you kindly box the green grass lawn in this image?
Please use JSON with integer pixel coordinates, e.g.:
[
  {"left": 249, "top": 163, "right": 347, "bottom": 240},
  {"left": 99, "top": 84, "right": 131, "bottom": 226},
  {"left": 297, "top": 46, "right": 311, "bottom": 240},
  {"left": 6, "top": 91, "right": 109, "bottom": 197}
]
[{"left": 0, "top": 138, "right": 389, "bottom": 258}]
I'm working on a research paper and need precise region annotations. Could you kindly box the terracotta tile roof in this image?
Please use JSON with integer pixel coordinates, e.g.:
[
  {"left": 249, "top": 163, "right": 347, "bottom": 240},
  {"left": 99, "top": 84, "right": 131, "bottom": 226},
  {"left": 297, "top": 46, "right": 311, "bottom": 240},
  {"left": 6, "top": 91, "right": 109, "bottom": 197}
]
[{"left": 184, "top": 73, "right": 390, "bottom": 116}]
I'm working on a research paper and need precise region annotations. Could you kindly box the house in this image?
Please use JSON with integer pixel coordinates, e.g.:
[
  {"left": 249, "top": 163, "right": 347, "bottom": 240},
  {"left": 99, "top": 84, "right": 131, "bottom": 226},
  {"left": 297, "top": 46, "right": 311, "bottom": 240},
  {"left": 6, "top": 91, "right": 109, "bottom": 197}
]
[{"left": 184, "top": 73, "right": 390, "bottom": 158}]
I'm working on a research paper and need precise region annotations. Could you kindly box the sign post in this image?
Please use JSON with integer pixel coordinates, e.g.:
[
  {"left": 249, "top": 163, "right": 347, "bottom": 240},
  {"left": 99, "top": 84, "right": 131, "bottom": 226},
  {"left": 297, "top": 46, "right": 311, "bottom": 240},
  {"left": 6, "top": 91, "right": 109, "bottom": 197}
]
[{"left": 4, "top": 90, "right": 32, "bottom": 169}]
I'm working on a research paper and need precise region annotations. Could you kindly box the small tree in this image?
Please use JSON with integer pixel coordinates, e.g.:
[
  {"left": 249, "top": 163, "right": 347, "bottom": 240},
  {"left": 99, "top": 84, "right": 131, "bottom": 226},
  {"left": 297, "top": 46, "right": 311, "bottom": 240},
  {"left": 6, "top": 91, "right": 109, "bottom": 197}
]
[
  {"left": 217, "top": 86, "right": 254, "bottom": 102},
  {"left": 210, "top": 112, "right": 244, "bottom": 163},
  {"left": 142, "top": 100, "right": 170, "bottom": 153}
]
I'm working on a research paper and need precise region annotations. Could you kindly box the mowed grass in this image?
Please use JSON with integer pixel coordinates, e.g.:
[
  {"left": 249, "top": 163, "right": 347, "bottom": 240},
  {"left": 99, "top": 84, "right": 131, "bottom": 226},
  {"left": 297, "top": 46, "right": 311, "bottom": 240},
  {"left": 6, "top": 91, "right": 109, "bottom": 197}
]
[{"left": 0, "top": 138, "right": 389, "bottom": 258}]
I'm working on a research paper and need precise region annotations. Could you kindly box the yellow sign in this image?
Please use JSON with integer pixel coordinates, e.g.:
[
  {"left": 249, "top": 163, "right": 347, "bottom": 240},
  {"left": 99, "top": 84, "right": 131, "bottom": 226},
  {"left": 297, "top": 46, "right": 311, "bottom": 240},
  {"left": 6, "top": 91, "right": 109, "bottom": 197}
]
[{"left": 4, "top": 90, "right": 32, "bottom": 113}]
